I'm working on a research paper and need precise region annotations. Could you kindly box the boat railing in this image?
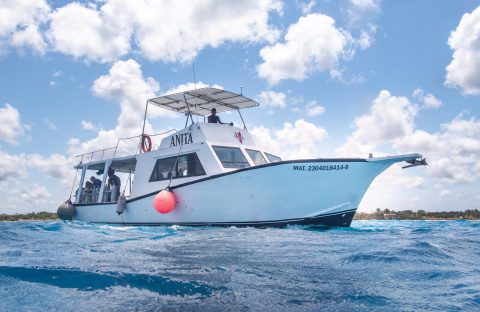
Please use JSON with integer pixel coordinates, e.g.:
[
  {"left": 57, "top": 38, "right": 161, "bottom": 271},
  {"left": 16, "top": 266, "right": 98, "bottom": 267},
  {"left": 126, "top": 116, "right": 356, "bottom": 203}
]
[
  {"left": 75, "top": 129, "right": 177, "bottom": 165},
  {"left": 71, "top": 129, "right": 177, "bottom": 204}
]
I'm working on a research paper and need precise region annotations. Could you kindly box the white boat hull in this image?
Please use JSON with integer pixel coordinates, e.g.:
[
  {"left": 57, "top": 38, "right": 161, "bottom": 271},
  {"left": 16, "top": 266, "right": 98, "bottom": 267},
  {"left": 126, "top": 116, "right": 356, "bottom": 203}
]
[{"left": 72, "top": 157, "right": 402, "bottom": 227}]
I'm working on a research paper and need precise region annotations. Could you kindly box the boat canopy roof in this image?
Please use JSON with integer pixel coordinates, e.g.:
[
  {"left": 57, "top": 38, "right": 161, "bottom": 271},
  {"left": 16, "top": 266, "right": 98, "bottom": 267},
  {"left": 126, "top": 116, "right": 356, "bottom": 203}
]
[
  {"left": 75, "top": 156, "right": 137, "bottom": 173},
  {"left": 148, "top": 87, "right": 259, "bottom": 116}
]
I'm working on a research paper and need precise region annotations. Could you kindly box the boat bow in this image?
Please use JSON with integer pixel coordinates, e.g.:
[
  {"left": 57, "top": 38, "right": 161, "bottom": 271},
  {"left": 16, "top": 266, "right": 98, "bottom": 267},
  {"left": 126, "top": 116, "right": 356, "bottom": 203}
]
[{"left": 366, "top": 153, "right": 427, "bottom": 169}]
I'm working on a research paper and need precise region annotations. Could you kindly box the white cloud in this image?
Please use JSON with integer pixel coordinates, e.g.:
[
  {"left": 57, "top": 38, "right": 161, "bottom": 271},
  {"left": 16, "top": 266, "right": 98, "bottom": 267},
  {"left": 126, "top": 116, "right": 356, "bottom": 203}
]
[
  {"left": 0, "top": 150, "right": 27, "bottom": 182},
  {"left": 357, "top": 165, "right": 429, "bottom": 212},
  {"left": 251, "top": 119, "right": 328, "bottom": 159},
  {"left": 265, "top": 94, "right": 326, "bottom": 116},
  {"left": 362, "top": 165, "right": 425, "bottom": 205},
  {"left": 49, "top": 71, "right": 63, "bottom": 86},
  {"left": 337, "top": 90, "right": 480, "bottom": 186},
  {"left": 336, "top": 90, "right": 417, "bottom": 157},
  {"left": 349, "top": 0, "right": 379, "bottom": 11},
  {"left": 68, "top": 137, "right": 80, "bottom": 145},
  {"left": 10, "top": 24, "right": 46, "bottom": 52},
  {"left": 19, "top": 184, "right": 52, "bottom": 202},
  {"left": 28, "top": 153, "right": 73, "bottom": 186},
  {"left": 81, "top": 120, "right": 97, "bottom": 131},
  {"left": 296, "top": 0, "right": 316, "bottom": 14},
  {"left": 0, "top": 0, "right": 50, "bottom": 53},
  {"left": 413, "top": 88, "right": 442, "bottom": 109},
  {"left": 0, "top": 179, "right": 54, "bottom": 213},
  {"left": 46, "top": 0, "right": 281, "bottom": 63},
  {"left": 356, "top": 24, "right": 377, "bottom": 50},
  {"left": 356, "top": 30, "right": 372, "bottom": 50},
  {"left": 306, "top": 101, "right": 325, "bottom": 116},
  {"left": 162, "top": 82, "right": 221, "bottom": 95},
  {"left": 258, "top": 13, "right": 353, "bottom": 84},
  {"left": 0, "top": 103, "right": 28, "bottom": 144},
  {"left": 338, "top": 90, "right": 480, "bottom": 211},
  {"left": 67, "top": 59, "right": 161, "bottom": 156},
  {"left": 445, "top": 6, "right": 480, "bottom": 95},
  {"left": 52, "top": 70, "right": 63, "bottom": 77},
  {"left": 0, "top": 150, "right": 72, "bottom": 188},
  {"left": 44, "top": 118, "right": 56, "bottom": 130},
  {"left": 0, "top": 156, "right": 70, "bottom": 212},
  {"left": 345, "top": 0, "right": 380, "bottom": 32},
  {"left": 92, "top": 59, "right": 156, "bottom": 107},
  {"left": 440, "top": 189, "right": 452, "bottom": 197},
  {"left": 3, "top": 1, "right": 282, "bottom": 64},
  {"left": 134, "top": 0, "right": 282, "bottom": 62},
  {"left": 422, "top": 94, "right": 442, "bottom": 109},
  {"left": 48, "top": 1, "right": 132, "bottom": 63},
  {"left": 69, "top": 61, "right": 217, "bottom": 159},
  {"left": 395, "top": 115, "right": 480, "bottom": 184},
  {"left": 259, "top": 90, "right": 286, "bottom": 108}
]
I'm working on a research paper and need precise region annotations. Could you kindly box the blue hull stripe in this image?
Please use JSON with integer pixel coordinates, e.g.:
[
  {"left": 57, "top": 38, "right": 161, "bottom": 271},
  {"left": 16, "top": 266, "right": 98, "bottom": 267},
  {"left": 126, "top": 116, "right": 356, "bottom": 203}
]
[{"left": 89, "top": 209, "right": 357, "bottom": 228}]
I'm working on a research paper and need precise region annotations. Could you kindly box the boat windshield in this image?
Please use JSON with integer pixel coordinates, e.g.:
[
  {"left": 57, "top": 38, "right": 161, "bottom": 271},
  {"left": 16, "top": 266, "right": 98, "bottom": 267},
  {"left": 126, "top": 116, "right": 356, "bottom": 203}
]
[
  {"left": 149, "top": 153, "right": 206, "bottom": 182},
  {"left": 265, "top": 153, "right": 282, "bottom": 163},
  {"left": 246, "top": 149, "right": 268, "bottom": 166},
  {"left": 213, "top": 146, "right": 250, "bottom": 168}
]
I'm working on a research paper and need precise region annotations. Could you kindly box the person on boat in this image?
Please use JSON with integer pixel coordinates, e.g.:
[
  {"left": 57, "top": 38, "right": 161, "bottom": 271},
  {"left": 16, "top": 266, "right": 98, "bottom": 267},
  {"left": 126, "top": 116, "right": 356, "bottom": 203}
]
[
  {"left": 107, "top": 168, "right": 121, "bottom": 201},
  {"left": 89, "top": 176, "right": 101, "bottom": 203},
  {"left": 84, "top": 181, "right": 93, "bottom": 203},
  {"left": 207, "top": 108, "right": 221, "bottom": 123},
  {"left": 208, "top": 108, "right": 233, "bottom": 126},
  {"left": 107, "top": 168, "right": 121, "bottom": 189},
  {"left": 90, "top": 176, "right": 101, "bottom": 188}
]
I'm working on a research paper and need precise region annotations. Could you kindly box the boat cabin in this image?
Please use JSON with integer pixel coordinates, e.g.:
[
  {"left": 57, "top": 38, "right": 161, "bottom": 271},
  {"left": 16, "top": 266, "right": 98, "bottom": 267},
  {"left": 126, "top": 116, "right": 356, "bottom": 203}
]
[{"left": 72, "top": 88, "right": 282, "bottom": 205}]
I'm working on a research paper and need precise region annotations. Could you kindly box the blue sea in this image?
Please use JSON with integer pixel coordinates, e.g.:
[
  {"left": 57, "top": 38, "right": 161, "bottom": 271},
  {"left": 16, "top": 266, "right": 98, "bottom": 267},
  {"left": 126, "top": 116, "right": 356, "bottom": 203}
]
[{"left": 1, "top": 220, "right": 479, "bottom": 311}]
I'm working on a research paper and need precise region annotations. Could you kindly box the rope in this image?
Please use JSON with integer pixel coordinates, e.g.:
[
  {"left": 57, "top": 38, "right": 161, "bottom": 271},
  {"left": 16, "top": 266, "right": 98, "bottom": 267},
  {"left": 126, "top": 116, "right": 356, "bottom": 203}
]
[
  {"left": 137, "top": 129, "right": 177, "bottom": 154},
  {"left": 167, "top": 124, "right": 190, "bottom": 188},
  {"left": 192, "top": 58, "right": 197, "bottom": 90},
  {"left": 123, "top": 170, "right": 131, "bottom": 194},
  {"left": 69, "top": 168, "right": 79, "bottom": 201}
]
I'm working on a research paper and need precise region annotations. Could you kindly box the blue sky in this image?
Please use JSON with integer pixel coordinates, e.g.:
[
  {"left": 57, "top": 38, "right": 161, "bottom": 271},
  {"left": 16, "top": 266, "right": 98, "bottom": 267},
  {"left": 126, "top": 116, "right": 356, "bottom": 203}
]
[{"left": 1, "top": 0, "right": 479, "bottom": 214}]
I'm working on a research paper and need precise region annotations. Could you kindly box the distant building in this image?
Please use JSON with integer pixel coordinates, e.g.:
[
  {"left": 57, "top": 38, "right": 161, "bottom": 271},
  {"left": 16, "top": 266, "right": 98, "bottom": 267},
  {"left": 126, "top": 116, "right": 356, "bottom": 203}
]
[{"left": 384, "top": 213, "right": 398, "bottom": 220}]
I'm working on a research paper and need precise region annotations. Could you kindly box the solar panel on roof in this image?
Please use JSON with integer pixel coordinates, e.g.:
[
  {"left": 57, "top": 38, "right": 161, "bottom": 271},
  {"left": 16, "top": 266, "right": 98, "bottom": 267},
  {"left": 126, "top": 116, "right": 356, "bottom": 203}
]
[{"left": 148, "top": 87, "right": 259, "bottom": 116}]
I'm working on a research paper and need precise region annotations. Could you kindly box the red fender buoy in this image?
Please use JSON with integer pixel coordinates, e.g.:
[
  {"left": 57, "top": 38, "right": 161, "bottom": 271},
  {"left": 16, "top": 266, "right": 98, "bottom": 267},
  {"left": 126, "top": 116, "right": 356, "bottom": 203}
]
[{"left": 153, "top": 189, "right": 176, "bottom": 214}]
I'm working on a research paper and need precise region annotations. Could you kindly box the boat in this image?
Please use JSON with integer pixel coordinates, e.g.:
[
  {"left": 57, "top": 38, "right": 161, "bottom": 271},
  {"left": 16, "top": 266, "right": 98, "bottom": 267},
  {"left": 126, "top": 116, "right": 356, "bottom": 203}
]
[{"left": 57, "top": 87, "right": 426, "bottom": 227}]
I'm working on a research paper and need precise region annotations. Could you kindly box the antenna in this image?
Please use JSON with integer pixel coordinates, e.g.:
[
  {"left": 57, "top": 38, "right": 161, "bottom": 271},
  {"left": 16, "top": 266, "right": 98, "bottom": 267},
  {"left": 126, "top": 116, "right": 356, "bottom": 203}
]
[
  {"left": 240, "top": 85, "right": 243, "bottom": 95},
  {"left": 192, "top": 58, "right": 197, "bottom": 90}
]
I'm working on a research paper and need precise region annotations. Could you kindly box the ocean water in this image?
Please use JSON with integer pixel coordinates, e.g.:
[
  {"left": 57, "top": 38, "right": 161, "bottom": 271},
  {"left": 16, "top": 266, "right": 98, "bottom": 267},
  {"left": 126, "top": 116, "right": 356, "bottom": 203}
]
[{"left": 0, "top": 220, "right": 479, "bottom": 311}]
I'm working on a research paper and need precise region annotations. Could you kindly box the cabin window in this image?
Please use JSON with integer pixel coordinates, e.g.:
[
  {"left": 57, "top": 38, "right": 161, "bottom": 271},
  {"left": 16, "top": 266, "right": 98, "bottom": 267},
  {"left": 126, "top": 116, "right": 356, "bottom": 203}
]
[
  {"left": 265, "top": 153, "right": 282, "bottom": 163},
  {"left": 149, "top": 153, "right": 205, "bottom": 182},
  {"left": 246, "top": 149, "right": 268, "bottom": 166},
  {"left": 212, "top": 146, "right": 250, "bottom": 168}
]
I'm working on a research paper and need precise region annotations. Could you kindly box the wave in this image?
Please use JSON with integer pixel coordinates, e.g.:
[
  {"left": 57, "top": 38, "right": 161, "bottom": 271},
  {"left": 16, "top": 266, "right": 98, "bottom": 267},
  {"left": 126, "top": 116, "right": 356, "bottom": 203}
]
[
  {"left": 345, "top": 252, "right": 401, "bottom": 263},
  {"left": 1, "top": 220, "right": 479, "bottom": 311},
  {"left": 0, "top": 266, "right": 225, "bottom": 297}
]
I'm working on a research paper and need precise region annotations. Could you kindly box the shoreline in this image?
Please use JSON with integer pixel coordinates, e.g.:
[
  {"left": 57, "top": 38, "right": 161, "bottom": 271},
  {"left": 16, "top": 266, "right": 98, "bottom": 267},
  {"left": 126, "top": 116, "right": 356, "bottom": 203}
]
[
  {"left": 354, "top": 208, "right": 480, "bottom": 221},
  {"left": 1, "top": 218, "right": 479, "bottom": 222},
  {"left": 353, "top": 218, "right": 480, "bottom": 221},
  {"left": 2, "top": 209, "right": 479, "bottom": 222}
]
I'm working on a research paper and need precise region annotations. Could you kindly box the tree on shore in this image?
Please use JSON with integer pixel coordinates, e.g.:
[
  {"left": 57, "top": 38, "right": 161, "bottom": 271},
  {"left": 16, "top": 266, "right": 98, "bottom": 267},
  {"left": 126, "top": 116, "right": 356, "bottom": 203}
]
[
  {"left": 0, "top": 212, "right": 58, "bottom": 221},
  {"left": 354, "top": 209, "right": 480, "bottom": 220}
]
